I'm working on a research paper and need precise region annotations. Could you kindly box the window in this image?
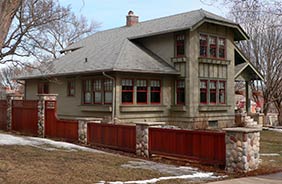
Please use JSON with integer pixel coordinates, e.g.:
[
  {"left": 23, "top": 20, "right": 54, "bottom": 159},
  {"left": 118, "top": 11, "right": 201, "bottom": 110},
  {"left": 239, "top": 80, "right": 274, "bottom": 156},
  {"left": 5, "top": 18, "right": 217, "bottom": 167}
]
[
  {"left": 150, "top": 80, "right": 161, "bottom": 104},
  {"left": 175, "top": 34, "right": 185, "bottom": 57},
  {"left": 67, "top": 80, "right": 75, "bottom": 96},
  {"left": 219, "top": 81, "right": 226, "bottom": 104},
  {"left": 137, "top": 80, "right": 147, "bottom": 104},
  {"left": 82, "top": 79, "right": 113, "bottom": 104},
  {"left": 83, "top": 80, "right": 92, "bottom": 104},
  {"left": 104, "top": 79, "right": 113, "bottom": 104},
  {"left": 200, "top": 80, "right": 208, "bottom": 104},
  {"left": 122, "top": 79, "right": 133, "bottom": 103},
  {"left": 218, "top": 38, "right": 225, "bottom": 59},
  {"left": 93, "top": 79, "right": 102, "bottom": 104},
  {"left": 199, "top": 34, "right": 226, "bottom": 59},
  {"left": 200, "top": 34, "right": 208, "bottom": 57},
  {"left": 209, "top": 36, "right": 217, "bottom": 58},
  {"left": 38, "top": 82, "right": 49, "bottom": 94},
  {"left": 176, "top": 80, "right": 185, "bottom": 104},
  {"left": 209, "top": 80, "right": 217, "bottom": 104},
  {"left": 200, "top": 80, "right": 226, "bottom": 105}
]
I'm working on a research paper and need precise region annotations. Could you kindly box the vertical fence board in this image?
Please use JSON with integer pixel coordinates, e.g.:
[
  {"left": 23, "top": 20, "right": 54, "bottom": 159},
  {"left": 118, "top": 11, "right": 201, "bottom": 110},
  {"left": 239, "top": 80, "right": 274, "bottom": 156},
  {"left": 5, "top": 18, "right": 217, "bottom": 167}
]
[{"left": 0, "top": 100, "right": 7, "bottom": 130}]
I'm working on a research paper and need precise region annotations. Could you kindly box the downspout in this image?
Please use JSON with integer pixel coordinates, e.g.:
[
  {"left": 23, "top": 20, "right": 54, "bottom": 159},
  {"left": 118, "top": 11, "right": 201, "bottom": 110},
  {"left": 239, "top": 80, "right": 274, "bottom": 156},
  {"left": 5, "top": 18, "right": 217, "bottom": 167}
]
[{"left": 102, "top": 72, "right": 116, "bottom": 123}]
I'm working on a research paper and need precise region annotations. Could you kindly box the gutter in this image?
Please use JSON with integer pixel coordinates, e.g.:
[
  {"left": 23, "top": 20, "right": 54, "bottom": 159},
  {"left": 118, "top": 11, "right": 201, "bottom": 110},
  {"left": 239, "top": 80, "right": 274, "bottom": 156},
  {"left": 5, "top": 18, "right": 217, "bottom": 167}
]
[{"left": 102, "top": 72, "right": 116, "bottom": 123}]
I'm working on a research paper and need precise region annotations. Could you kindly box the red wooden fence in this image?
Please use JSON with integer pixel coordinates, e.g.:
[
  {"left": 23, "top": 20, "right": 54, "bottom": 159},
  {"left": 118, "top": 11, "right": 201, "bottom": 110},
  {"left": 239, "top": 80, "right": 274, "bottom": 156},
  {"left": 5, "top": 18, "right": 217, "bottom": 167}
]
[
  {"left": 88, "top": 123, "right": 136, "bottom": 153},
  {"left": 149, "top": 128, "right": 226, "bottom": 165},
  {"left": 0, "top": 100, "right": 7, "bottom": 130},
  {"left": 12, "top": 100, "right": 38, "bottom": 136},
  {"left": 45, "top": 101, "right": 78, "bottom": 142}
]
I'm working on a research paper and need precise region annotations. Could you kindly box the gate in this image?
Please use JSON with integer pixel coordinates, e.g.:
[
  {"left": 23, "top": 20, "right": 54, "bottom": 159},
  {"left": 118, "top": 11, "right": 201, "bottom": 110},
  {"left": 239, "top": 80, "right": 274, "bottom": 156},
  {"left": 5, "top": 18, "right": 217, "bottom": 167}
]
[{"left": 12, "top": 100, "right": 38, "bottom": 135}]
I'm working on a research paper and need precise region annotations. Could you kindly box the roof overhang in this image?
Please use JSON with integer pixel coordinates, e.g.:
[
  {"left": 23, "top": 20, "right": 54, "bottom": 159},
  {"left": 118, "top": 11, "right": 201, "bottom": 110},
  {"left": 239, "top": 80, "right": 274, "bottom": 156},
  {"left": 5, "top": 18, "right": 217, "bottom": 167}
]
[
  {"left": 234, "top": 47, "right": 264, "bottom": 81},
  {"left": 191, "top": 18, "right": 249, "bottom": 41}
]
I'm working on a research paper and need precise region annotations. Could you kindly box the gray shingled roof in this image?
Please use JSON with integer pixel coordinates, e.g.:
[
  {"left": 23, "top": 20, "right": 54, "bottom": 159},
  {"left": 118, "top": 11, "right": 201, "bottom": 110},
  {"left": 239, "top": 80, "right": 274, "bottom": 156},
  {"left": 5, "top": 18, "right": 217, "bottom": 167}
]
[{"left": 19, "top": 9, "right": 244, "bottom": 79}]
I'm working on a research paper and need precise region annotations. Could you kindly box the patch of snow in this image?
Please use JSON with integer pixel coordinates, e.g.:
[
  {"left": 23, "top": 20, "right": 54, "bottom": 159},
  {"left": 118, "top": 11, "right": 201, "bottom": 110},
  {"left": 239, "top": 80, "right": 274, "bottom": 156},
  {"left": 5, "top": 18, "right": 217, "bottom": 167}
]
[
  {"left": 0, "top": 133, "right": 103, "bottom": 153},
  {"left": 261, "top": 153, "right": 280, "bottom": 156},
  {"left": 99, "top": 172, "right": 222, "bottom": 184}
]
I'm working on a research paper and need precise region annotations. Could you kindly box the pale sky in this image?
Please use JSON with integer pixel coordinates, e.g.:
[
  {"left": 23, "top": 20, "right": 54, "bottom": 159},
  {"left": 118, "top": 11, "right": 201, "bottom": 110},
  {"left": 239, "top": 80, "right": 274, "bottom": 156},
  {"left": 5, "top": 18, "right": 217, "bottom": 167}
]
[{"left": 59, "top": 0, "right": 227, "bottom": 30}]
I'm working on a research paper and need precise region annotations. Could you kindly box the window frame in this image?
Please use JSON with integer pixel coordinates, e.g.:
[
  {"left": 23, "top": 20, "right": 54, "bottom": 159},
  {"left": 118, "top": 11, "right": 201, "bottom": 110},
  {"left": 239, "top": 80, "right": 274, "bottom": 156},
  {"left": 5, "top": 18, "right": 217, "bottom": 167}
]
[
  {"left": 150, "top": 79, "right": 161, "bottom": 104},
  {"left": 209, "top": 80, "right": 217, "bottom": 104},
  {"left": 67, "top": 80, "right": 75, "bottom": 97},
  {"left": 121, "top": 79, "right": 134, "bottom": 104},
  {"left": 175, "top": 33, "right": 185, "bottom": 57},
  {"left": 104, "top": 79, "right": 113, "bottom": 105},
  {"left": 218, "top": 80, "right": 226, "bottom": 104},
  {"left": 199, "top": 34, "right": 226, "bottom": 60},
  {"left": 93, "top": 79, "right": 102, "bottom": 104},
  {"left": 136, "top": 79, "right": 148, "bottom": 104},
  {"left": 200, "top": 80, "right": 208, "bottom": 104},
  {"left": 82, "top": 79, "right": 92, "bottom": 104},
  {"left": 38, "top": 82, "right": 49, "bottom": 94},
  {"left": 209, "top": 36, "right": 217, "bottom": 58},
  {"left": 176, "top": 80, "right": 185, "bottom": 105}
]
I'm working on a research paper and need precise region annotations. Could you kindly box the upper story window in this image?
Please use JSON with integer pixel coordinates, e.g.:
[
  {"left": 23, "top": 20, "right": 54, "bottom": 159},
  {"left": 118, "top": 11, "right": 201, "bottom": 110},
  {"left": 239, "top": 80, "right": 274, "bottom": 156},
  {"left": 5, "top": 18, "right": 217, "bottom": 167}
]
[
  {"left": 67, "top": 80, "right": 75, "bottom": 97},
  {"left": 175, "top": 33, "right": 185, "bottom": 57},
  {"left": 38, "top": 82, "right": 49, "bottom": 94},
  {"left": 82, "top": 79, "right": 113, "bottom": 104},
  {"left": 176, "top": 80, "right": 185, "bottom": 104},
  {"left": 200, "top": 34, "right": 226, "bottom": 59}
]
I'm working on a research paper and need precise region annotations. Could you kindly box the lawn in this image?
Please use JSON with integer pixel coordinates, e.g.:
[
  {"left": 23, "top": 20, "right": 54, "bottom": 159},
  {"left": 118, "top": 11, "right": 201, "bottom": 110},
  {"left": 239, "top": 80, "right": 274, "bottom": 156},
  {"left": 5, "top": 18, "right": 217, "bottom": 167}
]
[
  {"left": 0, "top": 132, "right": 222, "bottom": 184},
  {"left": 259, "top": 129, "right": 282, "bottom": 172}
]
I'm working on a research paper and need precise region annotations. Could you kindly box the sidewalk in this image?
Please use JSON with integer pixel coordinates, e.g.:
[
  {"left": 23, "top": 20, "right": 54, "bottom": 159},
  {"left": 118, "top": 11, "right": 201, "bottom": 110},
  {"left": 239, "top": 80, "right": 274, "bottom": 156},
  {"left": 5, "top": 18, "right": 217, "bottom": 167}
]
[{"left": 208, "top": 172, "right": 282, "bottom": 184}]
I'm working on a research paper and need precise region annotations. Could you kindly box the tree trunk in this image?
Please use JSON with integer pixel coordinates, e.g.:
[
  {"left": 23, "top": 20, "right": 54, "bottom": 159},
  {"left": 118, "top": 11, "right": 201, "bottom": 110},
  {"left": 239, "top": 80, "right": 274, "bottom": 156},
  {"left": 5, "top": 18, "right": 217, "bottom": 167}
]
[
  {"left": 0, "top": 0, "right": 22, "bottom": 50},
  {"left": 278, "top": 104, "right": 282, "bottom": 126}
]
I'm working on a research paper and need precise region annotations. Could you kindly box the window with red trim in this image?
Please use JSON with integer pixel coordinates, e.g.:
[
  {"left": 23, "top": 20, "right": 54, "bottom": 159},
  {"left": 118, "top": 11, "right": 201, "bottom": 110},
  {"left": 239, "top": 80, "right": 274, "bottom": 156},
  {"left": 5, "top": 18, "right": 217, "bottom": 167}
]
[
  {"left": 104, "top": 79, "right": 113, "bottom": 104},
  {"left": 67, "top": 80, "right": 75, "bottom": 96},
  {"left": 150, "top": 80, "right": 161, "bottom": 104},
  {"left": 93, "top": 79, "right": 102, "bottom": 104},
  {"left": 200, "top": 80, "right": 208, "bottom": 104},
  {"left": 176, "top": 80, "right": 185, "bottom": 104},
  {"left": 175, "top": 34, "right": 185, "bottom": 57},
  {"left": 209, "top": 36, "right": 217, "bottom": 58},
  {"left": 219, "top": 38, "right": 226, "bottom": 59},
  {"left": 137, "top": 80, "right": 147, "bottom": 104},
  {"left": 122, "top": 79, "right": 133, "bottom": 103},
  {"left": 83, "top": 80, "right": 92, "bottom": 104},
  {"left": 38, "top": 82, "right": 49, "bottom": 94},
  {"left": 200, "top": 34, "right": 208, "bottom": 57},
  {"left": 219, "top": 81, "right": 226, "bottom": 104},
  {"left": 209, "top": 80, "right": 217, "bottom": 104}
]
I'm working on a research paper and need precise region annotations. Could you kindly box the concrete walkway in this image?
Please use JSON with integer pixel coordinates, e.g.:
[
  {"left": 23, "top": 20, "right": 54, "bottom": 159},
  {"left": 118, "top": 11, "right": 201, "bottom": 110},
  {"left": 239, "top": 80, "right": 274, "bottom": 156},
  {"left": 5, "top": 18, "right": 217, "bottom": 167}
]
[{"left": 208, "top": 172, "right": 282, "bottom": 184}]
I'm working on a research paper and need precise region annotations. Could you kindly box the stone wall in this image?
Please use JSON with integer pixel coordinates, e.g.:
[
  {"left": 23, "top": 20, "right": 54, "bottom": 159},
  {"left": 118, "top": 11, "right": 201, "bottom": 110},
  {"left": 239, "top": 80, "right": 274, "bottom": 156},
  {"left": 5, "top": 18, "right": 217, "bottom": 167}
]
[{"left": 225, "top": 127, "right": 261, "bottom": 172}]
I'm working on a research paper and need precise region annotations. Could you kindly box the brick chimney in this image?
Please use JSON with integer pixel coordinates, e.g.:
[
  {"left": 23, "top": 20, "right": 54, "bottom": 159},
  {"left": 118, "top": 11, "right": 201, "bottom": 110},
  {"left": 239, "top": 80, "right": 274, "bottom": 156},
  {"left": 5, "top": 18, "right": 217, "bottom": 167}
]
[{"left": 126, "top": 10, "right": 139, "bottom": 26}]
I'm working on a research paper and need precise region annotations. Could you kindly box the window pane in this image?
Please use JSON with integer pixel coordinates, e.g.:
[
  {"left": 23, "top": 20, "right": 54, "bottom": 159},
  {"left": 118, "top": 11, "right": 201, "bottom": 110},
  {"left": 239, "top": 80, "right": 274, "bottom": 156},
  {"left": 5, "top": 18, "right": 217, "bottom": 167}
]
[
  {"left": 151, "top": 92, "right": 160, "bottom": 103},
  {"left": 122, "top": 92, "right": 133, "bottom": 103},
  {"left": 200, "top": 34, "right": 208, "bottom": 57},
  {"left": 94, "top": 92, "right": 102, "bottom": 103},
  {"left": 104, "top": 80, "right": 113, "bottom": 91},
  {"left": 137, "top": 92, "right": 147, "bottom": 103},
  {"left": 210, "top": 92, "right": 216, "bottom": 103},
  {"left": 200, "top": 91, "right": 207, "bottom": 103},
  {"left": 84, "top": 92, "right": 92, "bottom": 103},
  {"left": 93, "top": 80, "right": 102, "bottom": 90},
  {"left": 105, "top": 92, "right": 112, "bottom": 104}
]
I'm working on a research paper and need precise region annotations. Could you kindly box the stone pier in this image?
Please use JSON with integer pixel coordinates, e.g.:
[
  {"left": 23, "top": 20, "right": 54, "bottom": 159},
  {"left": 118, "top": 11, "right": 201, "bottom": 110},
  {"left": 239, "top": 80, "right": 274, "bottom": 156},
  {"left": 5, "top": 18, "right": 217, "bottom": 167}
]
[{"left": 224, "top": 127, "right": 262, "bottom": 173}]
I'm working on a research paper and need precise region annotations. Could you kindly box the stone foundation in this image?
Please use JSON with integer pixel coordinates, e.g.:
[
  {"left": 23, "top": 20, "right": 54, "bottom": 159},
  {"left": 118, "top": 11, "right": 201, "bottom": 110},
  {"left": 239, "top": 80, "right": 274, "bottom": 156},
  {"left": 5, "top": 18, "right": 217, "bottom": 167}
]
[{"left": 224, "top": 127, "right": 261, "bottom": 173}]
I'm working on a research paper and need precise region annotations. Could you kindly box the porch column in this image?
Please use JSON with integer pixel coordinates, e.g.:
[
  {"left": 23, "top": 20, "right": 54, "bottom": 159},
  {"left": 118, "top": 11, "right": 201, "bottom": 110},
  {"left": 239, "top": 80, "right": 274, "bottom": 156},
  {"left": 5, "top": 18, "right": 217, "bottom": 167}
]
[{"left": 245, "top": 81, "right": 251, "bottom": 113}]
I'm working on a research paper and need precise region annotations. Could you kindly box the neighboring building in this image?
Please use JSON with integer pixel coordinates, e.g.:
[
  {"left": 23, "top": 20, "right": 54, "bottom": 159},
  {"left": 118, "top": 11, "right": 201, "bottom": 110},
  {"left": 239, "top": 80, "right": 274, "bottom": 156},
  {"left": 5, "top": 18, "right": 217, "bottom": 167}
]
[{"left": 18, "top": 9, "right": 263, "bottom": 129}]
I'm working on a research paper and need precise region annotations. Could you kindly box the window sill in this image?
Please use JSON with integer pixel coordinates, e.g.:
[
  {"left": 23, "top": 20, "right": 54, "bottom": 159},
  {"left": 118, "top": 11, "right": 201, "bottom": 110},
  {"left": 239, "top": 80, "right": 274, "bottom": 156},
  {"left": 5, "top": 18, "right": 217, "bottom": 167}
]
[
  {"left": 80, "top": 105, "right": 112, "bottom": 112},
  {"left": 120, "top": 105, "right": 166, "bottom": 112},
  {"left": 198, "top": 57, "right": 230, "bottom": 65},
  {"left": 171, "top": 56, "right": 188, "bottom": 63},
  {"left": 170, "top": 105, "right": 186, "bottom": 112},
  {"left": 199, "top": 104, "right": 230, "bottom": 112}
]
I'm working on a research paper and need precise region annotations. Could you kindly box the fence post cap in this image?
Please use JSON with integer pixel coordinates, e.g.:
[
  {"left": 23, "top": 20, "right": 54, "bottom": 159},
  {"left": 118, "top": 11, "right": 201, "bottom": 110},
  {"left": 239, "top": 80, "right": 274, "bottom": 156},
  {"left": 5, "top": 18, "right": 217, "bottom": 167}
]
[
  {"left": 223, "top": 127, "right": 262, "bottom": 133},
  {"left": 135, "top": 122, "right": 166, "bottom": 126}
]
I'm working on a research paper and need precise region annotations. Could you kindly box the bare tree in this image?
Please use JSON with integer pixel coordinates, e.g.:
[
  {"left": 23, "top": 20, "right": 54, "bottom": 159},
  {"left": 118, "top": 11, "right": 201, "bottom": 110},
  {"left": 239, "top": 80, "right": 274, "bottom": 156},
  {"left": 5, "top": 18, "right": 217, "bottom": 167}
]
[
  {"left": 0, "top": 0, "right": 22, "bottom": 50},
  {"left": 0, "top": 66, "right": 23, "bottom": 91}
]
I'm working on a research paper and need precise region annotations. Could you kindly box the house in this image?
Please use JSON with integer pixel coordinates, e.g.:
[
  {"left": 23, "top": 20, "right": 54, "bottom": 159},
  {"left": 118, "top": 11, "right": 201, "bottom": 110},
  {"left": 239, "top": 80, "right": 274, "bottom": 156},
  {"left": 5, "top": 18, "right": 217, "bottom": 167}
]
[{"left": 18, "top": 9, "right": 263, "bottom": 129}]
